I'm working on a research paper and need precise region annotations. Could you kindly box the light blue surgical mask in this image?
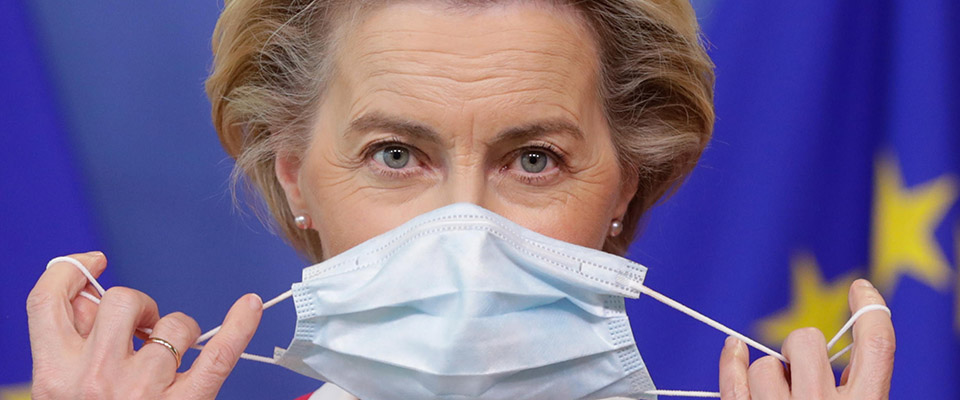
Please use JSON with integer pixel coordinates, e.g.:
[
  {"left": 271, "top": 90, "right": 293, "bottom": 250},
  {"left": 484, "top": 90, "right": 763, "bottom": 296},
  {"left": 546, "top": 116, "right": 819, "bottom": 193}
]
[
  {"left": 55, "top": 203, "right": 889, "bottom": 399},
  {"left": 273, "top": 202, "right": 658, "bottom": 399}
]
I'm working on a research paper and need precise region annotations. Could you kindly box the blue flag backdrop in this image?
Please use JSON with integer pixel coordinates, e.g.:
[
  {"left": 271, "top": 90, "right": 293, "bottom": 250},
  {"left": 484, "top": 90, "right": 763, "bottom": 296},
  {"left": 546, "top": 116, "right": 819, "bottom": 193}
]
[
  {"left": 1, "top": 1, "right": 104, "bottom": 397},
  {"left": 2, "top": 0, "right": 957, "bottom": 398},
  {"left": 629, "top": 0, "right": 960, "bottom": 397}
]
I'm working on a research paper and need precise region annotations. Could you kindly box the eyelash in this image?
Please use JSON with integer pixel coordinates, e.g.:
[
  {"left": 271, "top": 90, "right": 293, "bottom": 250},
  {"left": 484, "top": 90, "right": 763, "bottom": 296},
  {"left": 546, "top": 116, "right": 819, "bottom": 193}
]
[
  {"left": 362, "top": 138, "right": 568, "bottom": 184},
  {"left": 363, "top": 138, "right": 425, "bottom": 179},
  {"left": 504, "top": 142, "right": 567, "bottom": 185}
]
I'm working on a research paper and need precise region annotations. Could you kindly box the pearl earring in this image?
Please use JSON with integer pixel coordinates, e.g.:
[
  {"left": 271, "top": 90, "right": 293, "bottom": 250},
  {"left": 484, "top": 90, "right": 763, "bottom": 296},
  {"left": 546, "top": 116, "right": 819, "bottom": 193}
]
[
  {"left": 609, "top": 220, "right": 623, "bottom": 237},
  {"left": 294, "top": 214, "right": 311, "bottom": 230}
]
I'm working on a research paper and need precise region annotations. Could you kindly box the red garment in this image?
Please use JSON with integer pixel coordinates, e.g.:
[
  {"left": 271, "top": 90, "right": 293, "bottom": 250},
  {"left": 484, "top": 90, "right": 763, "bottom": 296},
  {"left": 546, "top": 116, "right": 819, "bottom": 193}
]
[{"left": 294, "top": 393, "right": 312, "bottom": 400}]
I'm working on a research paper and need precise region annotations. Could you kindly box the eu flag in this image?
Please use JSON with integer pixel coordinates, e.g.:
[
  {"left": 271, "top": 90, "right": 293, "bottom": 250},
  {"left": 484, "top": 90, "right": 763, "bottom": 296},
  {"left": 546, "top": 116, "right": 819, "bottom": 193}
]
[
  {"left": 5, "top": 0, "right": 957, "bottom": 398},
  {"left": 628, "top": 1, "right": 959, "bottom": 398}
]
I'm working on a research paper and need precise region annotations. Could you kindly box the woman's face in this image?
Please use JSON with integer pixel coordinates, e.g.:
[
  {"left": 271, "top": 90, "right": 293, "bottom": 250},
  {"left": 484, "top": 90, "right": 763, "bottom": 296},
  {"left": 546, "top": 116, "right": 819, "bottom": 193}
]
[{"left": 277, "top": 2, "right": 637, "bottom": 258}]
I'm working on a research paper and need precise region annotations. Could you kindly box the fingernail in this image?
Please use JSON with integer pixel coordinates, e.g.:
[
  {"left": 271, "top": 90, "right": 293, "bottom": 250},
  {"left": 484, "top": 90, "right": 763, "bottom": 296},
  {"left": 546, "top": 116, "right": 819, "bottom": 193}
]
[
  {"left": 85, "top": 251, "right": 105, "bottom": 267},
  {"left": 856, "top": 279, "right": 874, "bottom": 289},
  {"left": 247, "top": 293, "right": 263, "bottom": 310},
  {"left": 725, "top": 336, "right": 738, "bottom": 347}
]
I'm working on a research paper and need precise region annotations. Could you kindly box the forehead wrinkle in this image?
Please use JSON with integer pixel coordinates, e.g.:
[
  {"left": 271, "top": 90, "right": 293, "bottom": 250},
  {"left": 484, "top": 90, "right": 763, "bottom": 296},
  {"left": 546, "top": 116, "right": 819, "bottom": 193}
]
[
  {"left": 376, "top": 79, "right": 583, "bottom": 124},
  {"left": 331, "top": 1, "right": 601, "bottom": 73},
  {"left": 355, "top": 25, "right": 575, "bottom": 41},
  {"left": 357, "top": 87, "right": 451, "bottom": 109},
  {"left": 355, "top": 67, "right": 586, "bottom": 126},
  {"left": 357, "top": 54, "right": 591, "bottom": 96},
  {"left": 351, "top": 63, "right": 586, "bottom": 114},
  {"left": 351, "top": 1, "right": 597, "bottom": 47},
  {"left": 462, "top": 87, "right": 581, "bottom": 117},
  {"left": 354, "top": 47, "right": 581, "bottom": 64},
  {"left": 361, "top": 65, "right": 576, "bottom": 89},
  {"left": 330, "top": 1, "right": 603, "bottom": 143},
  {"left": 341, "top": 8, "right": 599, "bottom": 77},
  {"left": 354, "top": 45, "right": 593, "bottom": 81}
]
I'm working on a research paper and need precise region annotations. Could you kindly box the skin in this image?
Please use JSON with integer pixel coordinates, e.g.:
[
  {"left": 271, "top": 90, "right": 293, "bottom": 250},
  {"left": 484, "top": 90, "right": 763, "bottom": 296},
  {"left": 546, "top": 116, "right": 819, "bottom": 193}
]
[
  {"left": 718, "top": 279, "right": 895, "bottom": 399},
  {"left": 276, "top": 2, "right": 635, "bottom": 256},
  {"left": 27, "top": 3, "right": 894, "bottom": 399}
]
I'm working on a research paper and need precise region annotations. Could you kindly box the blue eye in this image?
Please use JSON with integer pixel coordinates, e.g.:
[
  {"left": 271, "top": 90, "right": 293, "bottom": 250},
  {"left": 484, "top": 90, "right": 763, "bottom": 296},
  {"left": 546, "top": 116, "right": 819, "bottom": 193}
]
[
  {"left": 507, "top": 146, "right": 562, "bottom": 185},
  {"left": 374, "top": 146, "right": 411, "bottom": 169},
  {"left": 519, "top": 151, "right": 548, "bottom": 173}
]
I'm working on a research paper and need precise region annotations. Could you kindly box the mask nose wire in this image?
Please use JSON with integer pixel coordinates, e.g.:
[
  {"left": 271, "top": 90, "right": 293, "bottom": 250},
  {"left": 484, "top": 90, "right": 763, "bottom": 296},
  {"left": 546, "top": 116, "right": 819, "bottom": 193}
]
[{"left": 47, "top": 256, "right": 289, "bottom": 365}]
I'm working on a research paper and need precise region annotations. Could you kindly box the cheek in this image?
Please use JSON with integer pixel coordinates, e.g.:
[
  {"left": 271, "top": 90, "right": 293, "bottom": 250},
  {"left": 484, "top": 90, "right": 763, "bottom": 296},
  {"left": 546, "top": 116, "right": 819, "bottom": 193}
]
[
  {"left": 298, "top": 142, "right": 447, "bottom": 257},
  {"left": 498, "top": 202, "right": 612, "bottom": 250},
  {"left": 496, "top": 164, "right": 624, "bottom": 250},
  {"left": 298, "top": 151, "right": 390, "bottom": 256},
  {"left": 312, "top": 201, "right": 409, "bottom": 257},
  {"left": 552, "top": 168, "right": 625, "bottom": 247}
]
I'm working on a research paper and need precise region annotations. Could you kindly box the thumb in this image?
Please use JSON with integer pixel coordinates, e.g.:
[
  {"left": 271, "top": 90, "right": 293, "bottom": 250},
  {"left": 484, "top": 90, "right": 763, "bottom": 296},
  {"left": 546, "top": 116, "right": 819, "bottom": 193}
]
[{"left": 176, "top": 293, "right": 263, "bottom": 399}]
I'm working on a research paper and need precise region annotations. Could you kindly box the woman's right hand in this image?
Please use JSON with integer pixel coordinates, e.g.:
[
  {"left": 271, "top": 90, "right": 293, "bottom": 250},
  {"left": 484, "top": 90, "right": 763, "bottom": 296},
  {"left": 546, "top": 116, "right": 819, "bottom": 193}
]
[{"left": 27, "top": 251, "right": 263, "bottom": 399}]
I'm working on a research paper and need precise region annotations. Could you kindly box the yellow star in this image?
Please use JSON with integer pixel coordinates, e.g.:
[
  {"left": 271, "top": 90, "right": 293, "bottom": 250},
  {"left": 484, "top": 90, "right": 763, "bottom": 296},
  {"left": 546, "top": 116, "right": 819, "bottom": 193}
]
[
  {"left": 0, "top": 383, "right": 31, "bottom": 400},
  {"left": 871, "top": 153, "right": 957, "bottom": 294},
  {"left": 755, "top": 252, "right": 858, "bottom": 365},
  {"left": 956, "top": 223, "right": 960, "bottom": 333}
]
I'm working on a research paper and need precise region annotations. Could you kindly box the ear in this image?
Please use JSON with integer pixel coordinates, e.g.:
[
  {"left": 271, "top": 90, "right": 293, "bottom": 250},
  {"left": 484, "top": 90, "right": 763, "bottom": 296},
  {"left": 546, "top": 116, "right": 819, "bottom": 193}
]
[
  {"left": 275, "top": 151, "right": 309, "bottom": 214},
  {"left": 613, "top": 168, "right": 639, "bottom": 220}
]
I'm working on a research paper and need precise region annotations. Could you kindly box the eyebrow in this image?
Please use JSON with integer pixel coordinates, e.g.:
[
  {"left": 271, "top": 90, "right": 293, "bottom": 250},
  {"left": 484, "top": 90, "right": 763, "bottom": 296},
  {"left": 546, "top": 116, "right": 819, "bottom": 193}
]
[
  {"left": 346, "top": 111, "right": 585, "bottom": 143},
  {"left": 345, "top": 112, "right": 442, "bottom": 143},
  {"left": 493, "top": 119, "right": 585, "bottom": 143}
]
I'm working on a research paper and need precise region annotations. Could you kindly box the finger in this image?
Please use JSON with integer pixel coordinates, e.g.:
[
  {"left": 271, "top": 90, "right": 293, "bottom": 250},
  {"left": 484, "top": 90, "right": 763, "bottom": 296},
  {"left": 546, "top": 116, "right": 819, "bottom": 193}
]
[
  {"left": 70, "top": 259, "right": 109, "bottom": 337},
  {"left": 135, "top": 312, "right": 202, "bottom": 383},
  {"left": 846, "top": 279, "right": 895, "bottom": 398},
  {"left": 86, "top": 287, "right": 160, "bottom": 360},
  {"left": 27, "top": 252, "right": 108, "bottom": 351},
  {"left": 780, "top": 327, "right": 835, "bottom": 398},
  {"left": 719, "top": 336, "right": 751, "bottom": 400},
  {"left": 746, "top": 356, "right": 789, "bottom": 400},
  {"left": 177, "top": 294, "right": 262, "bottom": 399},
  {"left": 72, "top": 287, "right": 101, "bottom": 337}
]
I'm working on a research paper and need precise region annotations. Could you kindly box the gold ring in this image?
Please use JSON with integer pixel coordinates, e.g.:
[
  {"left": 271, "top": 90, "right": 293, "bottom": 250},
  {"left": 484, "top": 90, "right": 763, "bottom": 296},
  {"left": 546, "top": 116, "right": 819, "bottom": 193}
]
[{"left": 146, "top": 337, "right": 181, "bottom": 368}]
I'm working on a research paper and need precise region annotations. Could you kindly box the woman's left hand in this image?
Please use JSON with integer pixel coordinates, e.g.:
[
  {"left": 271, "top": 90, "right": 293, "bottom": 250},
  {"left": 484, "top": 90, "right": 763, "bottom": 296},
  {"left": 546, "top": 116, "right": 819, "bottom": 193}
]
[{"left": 718, "top": 279, "right": 895, "bottom": 399}]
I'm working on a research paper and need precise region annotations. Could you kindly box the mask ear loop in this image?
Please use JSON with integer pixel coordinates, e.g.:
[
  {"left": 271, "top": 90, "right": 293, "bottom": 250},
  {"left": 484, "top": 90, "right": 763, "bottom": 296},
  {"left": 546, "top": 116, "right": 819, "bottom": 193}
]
[
  {"left": 191, "top": 289, "right": 293, "bottom": 364},
  {"left": 49, "top": 256, "right": 892, "bottom": 397},
  {"left": 825, "top": 303, "right": 890, "bottom": 362},
  {"left": 47, "top": 256, "right": 290, "bottom": 364},
  {"left": 617, "top": 276, "right": 891, "bottom": 398},
  {"left": 47, "top": 257, "right": 153, "bottom": 338},
  {"left": 192, "top": 290, "right": 291, "bottom": 344}
]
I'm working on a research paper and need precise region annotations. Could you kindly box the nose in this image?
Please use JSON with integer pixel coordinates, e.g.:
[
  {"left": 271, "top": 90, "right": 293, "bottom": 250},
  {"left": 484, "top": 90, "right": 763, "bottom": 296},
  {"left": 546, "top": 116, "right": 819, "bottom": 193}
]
[{"left": 445, "top": 160, "right": 488, "bottom": 206}]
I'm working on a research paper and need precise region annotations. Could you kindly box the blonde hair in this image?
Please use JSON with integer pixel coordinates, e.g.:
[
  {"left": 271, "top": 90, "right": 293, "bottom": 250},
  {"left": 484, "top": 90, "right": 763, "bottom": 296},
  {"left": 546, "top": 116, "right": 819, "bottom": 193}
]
[{"left": 206, "top": 0, "right": 714, "bottom": 261}]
